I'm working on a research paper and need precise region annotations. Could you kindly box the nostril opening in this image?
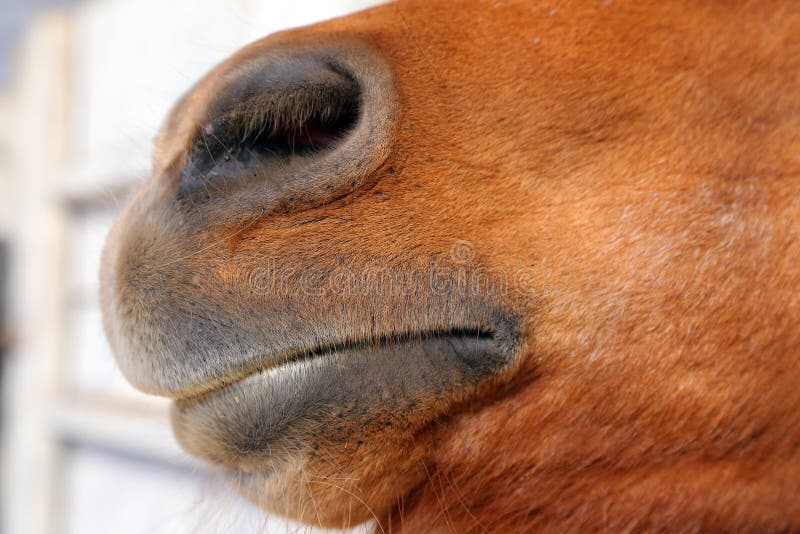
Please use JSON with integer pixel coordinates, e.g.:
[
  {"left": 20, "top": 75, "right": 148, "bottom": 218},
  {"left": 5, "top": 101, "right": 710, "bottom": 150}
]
[
  {"left": 179, "top": 58, "right": 361, "bottom": 201},
  {"left": 241, "top": 84, "right": 359, "bottom": 160}
]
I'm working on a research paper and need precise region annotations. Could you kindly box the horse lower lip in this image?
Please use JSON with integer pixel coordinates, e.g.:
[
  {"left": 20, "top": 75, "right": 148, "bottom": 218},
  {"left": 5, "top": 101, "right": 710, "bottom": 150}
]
[
  {"left": 169, "top": 332, "right": 513, "bottom": 470},
  {"left": 176, "top": 329, "right": 500, "bottom": 402}
]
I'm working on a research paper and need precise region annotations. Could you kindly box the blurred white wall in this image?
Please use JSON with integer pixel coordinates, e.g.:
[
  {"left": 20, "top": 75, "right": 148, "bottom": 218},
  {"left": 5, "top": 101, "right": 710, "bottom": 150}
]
[
  {"left": 0, "top": 92, "right": 14, "bottom": 237},
  {"left": 0, "top": 2, "right": 386, "bottom": 533}
]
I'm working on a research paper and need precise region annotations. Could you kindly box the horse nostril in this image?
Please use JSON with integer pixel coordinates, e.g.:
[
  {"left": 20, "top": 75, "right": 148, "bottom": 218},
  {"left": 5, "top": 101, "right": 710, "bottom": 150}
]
[{"left": 177, "top": 46, "right": 394, "bottom": 210}]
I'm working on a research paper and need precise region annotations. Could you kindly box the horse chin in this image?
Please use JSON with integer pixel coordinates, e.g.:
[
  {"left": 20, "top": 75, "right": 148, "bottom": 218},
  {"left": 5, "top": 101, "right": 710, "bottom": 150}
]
[
  {"left": 168, "top": 331, "right": 518, "bottom": 526},
  {"left": 227, "top": 445, "right": 423, "bottom": 527}
]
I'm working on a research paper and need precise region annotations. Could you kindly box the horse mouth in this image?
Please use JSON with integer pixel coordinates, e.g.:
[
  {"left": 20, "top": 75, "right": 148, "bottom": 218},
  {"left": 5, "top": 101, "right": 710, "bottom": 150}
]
[
  {"left": 175, "top": 328, "right": 497, "bottom": 401},
  {"left": 170, "top": 327, "right": 515, "bottom": 471}
]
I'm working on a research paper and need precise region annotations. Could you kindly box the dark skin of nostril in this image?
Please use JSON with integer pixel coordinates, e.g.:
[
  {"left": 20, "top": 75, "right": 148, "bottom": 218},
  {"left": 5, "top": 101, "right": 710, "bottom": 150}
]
[
  {"left": 179, "top": 57, "right": 360, "bottom": 201},
  {"left": 143, "top": 42, "right": 396, "bottom": 227}
]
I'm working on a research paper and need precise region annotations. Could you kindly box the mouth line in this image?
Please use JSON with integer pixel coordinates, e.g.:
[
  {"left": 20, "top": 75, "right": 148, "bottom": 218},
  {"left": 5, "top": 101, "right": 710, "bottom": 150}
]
[
  {"left": 176, "top": 327, "right": 498, "bottom": 404},
  {"left": 171, "top": 325, "right": 515, "bottom": 472}
]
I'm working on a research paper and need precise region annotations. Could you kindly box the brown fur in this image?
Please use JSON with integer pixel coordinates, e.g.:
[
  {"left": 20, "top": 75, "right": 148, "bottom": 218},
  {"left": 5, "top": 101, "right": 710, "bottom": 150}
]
[{"left": 101, "top": 0, "right": 800, "bottom": 531}]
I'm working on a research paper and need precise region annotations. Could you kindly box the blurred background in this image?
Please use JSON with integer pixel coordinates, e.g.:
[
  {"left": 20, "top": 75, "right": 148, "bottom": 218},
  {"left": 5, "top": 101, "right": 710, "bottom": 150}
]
[{"left": 0, "top": 1, "right": 385, "bottom": 532}]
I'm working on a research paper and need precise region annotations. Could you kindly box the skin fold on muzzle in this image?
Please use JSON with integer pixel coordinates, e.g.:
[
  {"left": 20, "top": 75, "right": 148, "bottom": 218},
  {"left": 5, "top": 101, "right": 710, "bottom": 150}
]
[{"left": 101, "top": 1, "right": 800, "bottom": 532}]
